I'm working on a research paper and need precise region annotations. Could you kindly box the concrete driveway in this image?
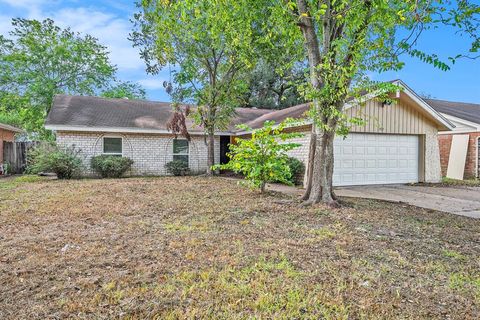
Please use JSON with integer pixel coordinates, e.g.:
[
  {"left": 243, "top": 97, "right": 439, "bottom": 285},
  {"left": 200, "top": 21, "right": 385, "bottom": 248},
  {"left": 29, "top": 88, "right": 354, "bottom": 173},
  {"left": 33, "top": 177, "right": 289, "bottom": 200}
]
[{"left": 336, "top": 185, "right": 480, "bottom": 218}]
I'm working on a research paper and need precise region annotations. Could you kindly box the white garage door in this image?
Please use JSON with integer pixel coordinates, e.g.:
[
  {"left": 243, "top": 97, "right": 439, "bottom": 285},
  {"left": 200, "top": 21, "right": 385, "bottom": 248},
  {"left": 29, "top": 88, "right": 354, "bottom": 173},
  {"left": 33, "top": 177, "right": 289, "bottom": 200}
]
[{"left": 333, "top": 133, "right": 419, "bottom": 186}]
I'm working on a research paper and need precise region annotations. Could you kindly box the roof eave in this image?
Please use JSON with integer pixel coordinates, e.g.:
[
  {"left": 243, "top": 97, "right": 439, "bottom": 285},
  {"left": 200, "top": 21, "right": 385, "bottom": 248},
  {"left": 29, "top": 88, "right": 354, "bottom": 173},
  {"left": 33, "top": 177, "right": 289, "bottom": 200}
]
[
  {"left": 391, "top": 80, "right": 454, "bottom": 131},
  {"left": 44, "top": 124, "right": 234, "bottom": 136}
]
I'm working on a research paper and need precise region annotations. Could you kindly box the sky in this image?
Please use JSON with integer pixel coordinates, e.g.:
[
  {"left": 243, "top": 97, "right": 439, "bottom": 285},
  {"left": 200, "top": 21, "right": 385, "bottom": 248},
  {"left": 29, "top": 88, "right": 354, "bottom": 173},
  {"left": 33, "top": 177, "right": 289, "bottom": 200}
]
[{"left": 1, "top": 0, "right": 479, "bottom": 104}]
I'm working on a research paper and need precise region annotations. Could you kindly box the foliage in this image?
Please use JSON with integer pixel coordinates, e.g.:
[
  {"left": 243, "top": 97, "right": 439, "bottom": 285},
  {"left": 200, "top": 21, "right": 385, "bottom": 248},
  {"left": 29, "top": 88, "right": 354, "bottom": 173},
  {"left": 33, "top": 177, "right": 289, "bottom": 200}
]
[
  {"left": 1, "top": 162, "right": 12, "bottom": 175},
  {"left": 100, "top": 81, "right": 147, "bottom": 100},
  {"left": 242, "top": 58, "right": 307, "bottom": 110},
  {"left": 214, "top": 120, "right": 302, "bottom": 192},
  {"left": 166, "top": 105, "right": 191, "bottom": 141},
  {"left": 0, "top": 109, "right": 23, "bottom": 128},
  {"left": 165, "top": 160, "right": 190, "bottom": 176},
  {"left": 91, "top": 155, "right": 134, "bottom": 178},
  {"left": 284, "top": 157, "right": 305, "bottom": 185},
  {"left": 27, "top": 142, "right": 83, "bottom": 179},
  {"left": 0, "top": 18, "right": 116, "bottom": 138}
]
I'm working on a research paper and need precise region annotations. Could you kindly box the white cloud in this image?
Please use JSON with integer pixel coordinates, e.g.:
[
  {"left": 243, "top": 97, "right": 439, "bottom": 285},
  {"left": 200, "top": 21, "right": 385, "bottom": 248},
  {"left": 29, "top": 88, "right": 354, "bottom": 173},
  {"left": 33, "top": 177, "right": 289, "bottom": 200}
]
[
  {"left": 0, "top": 1, "right": 171, "bottom": 100},
  {"left": 138, "top": 79, "right": 167, "bottom": 90},
  {"left": 0, "top": 3, "right": 145, "bottom": 72},
  {"left": 49, "top": 7, "right": 144, "bottom": 71}
]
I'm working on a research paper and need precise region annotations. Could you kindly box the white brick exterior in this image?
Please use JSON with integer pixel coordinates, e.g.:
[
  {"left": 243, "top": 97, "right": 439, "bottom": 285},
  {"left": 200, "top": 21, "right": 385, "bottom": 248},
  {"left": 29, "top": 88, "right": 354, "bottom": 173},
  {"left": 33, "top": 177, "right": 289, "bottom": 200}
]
[
  {"left": 56, "top": 131, "right": 220, "bottom": 176},
  {"left": 285, "top": 130, "right": 311, "bottom": 166}
]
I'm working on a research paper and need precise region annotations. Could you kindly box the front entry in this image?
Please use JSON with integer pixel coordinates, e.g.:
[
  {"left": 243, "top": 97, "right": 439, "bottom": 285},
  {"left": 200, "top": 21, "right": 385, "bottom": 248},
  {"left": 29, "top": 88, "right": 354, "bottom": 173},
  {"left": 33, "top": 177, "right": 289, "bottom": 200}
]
[{"left": 220, "top": 136, "right": 231, "bottom": 164}]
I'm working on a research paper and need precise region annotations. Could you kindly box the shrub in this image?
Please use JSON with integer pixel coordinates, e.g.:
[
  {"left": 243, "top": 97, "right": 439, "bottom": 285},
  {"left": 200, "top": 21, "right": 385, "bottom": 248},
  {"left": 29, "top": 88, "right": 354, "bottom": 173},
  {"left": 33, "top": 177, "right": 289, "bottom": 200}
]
[
  {"left": 213, "top": 120, "right": 302, "bottom": 193},
  {"left": 165, "top": 160, "right": 190, "bottom": 176},
  {"left": 91, "top": 155, "right": 134, "bottom": 178},
  {"left": 27, "top": 143, "right": 83, "bottom": 179},
  {"left": 285, "top": 157, "right": 305, "bottom": 185}
]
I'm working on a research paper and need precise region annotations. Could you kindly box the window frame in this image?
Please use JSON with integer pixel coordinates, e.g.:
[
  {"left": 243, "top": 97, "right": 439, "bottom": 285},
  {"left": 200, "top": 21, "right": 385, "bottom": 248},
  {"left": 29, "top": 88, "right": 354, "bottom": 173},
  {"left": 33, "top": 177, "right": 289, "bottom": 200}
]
[
  {"left": 172, "top": 138, "right": 189, "bottom": 165},
  {"left": 102, "top": 136, "right": 123, "bottom": 156}
]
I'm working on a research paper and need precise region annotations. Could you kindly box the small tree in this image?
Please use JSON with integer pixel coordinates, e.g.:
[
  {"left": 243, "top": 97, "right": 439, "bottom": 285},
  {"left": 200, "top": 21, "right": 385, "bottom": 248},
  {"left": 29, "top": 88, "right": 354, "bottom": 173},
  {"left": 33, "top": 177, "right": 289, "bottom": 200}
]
[
  {"left": 215, "top": 120, "right": 302, "bottom": 193},
  {"left": 131, "top": 0, "right": 263, "bottom": 175}
]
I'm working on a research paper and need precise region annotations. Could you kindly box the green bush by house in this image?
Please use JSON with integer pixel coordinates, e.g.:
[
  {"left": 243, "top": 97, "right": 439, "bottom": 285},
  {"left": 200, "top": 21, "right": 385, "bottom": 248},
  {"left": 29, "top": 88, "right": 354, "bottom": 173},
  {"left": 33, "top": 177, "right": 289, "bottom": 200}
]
[
  {"left": 214, "top": 120, "right": 302, "bottom": 193},
  {"left": 284, "top": 157, "right": 305, "bottom": 185},
  {"left": 91, "top": 155, "right": 134, "bottom": 178},
  {"left": 165, "top": 160, "right": 190, "bottom": 176},
  {"left": 27, "top": 143, "right": 83, "bottom": 179}
]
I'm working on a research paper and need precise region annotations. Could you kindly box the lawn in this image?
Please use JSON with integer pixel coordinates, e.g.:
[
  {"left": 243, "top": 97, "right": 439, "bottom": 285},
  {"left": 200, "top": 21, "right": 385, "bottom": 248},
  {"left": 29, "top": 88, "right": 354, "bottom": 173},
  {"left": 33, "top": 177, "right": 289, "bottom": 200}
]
[{"left": 0, "top": 176, "right": 479, "bottom": 319}]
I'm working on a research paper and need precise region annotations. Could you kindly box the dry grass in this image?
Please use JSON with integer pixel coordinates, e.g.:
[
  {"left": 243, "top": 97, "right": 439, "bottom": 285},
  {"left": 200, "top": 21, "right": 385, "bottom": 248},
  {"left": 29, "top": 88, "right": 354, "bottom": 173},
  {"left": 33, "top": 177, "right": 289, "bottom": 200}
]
[{"left": 0, "top": 176, "right": 479, "bottom": 319}]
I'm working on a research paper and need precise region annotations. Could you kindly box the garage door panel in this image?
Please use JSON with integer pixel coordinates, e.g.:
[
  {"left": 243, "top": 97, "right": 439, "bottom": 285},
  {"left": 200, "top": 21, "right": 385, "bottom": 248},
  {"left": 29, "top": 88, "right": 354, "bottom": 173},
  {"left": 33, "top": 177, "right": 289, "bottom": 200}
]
[{"left": 333, "top": 133, "right": 419, "bottom": 186}]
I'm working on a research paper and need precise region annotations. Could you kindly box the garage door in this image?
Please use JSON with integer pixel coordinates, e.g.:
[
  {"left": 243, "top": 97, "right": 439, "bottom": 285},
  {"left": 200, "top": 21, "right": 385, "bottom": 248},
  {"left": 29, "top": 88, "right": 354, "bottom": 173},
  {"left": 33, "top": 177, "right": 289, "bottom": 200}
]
[{"left": 333, "top": 133, "right": 419, "bottom": 186}]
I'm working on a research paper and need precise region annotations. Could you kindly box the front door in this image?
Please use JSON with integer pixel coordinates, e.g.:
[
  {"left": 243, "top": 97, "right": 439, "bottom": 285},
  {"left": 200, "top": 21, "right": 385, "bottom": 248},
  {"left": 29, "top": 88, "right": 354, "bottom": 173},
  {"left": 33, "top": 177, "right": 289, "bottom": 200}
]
[{"left": 220, "top": 136, "right": 231, "bottom": 164}]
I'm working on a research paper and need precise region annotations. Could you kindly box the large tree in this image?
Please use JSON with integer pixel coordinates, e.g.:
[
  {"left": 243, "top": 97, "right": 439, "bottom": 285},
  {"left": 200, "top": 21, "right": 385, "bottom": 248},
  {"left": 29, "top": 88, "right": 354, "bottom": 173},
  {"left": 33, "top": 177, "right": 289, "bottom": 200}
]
[
  {"left": 248, "top": 0, "right": 479, "bottom": 206},
  {"left": 0, "top": 18, "right": 117, "bottom": 137},
  {"left": 242, "top": 58, "right": 307, "bottom": 110},
  {"left": 101, "top": 81, "right": 147, "bottom": 100},
  {"left": 131, "top": 0, "right": 264, "bottom": 175}
]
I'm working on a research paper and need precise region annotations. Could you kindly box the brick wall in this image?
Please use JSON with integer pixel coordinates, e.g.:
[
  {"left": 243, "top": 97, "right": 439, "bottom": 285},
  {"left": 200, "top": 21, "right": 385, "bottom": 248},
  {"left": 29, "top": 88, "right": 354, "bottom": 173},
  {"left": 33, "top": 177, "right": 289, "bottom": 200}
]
[
  {"left": 0, "top": 128, "right": 16, "bottom": 164},
  {"left": 56, "top": 131, "right": 220, "bottom": 176},
  {"left": 438, "top": 132, "right": 480, "bottom": 179}
]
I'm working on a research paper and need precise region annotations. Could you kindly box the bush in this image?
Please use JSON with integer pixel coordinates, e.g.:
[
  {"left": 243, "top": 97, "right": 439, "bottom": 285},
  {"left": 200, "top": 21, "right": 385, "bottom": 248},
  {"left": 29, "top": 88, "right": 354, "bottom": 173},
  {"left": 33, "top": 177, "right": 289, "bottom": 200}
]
[
  {"left": 91, "top": 155, "right": 134, "bottom": 178},
  {"left": 213, "top": 120, "right": 302, "bottom": 193},
  {"left": 27, "top": 143, "right": 83, "bottom": 179},
  {"left": 165, "top": 160, "right": 190, "bottom": 176},
  {"left": 285, "top": 157, "right": 305, "bottom": 185}
]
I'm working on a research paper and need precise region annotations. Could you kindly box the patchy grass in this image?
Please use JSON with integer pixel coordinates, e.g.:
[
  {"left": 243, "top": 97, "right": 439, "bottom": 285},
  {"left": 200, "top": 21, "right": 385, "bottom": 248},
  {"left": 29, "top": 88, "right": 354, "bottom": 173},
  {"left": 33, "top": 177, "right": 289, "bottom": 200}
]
[
  {"left": 441, "top": 177, "right": 480, "bottom": 187},
  {"left": 0, "top": 174, "right": 49, "bottom": 190},
  {"left": 0, "top": 176, "right": 479, "bottom": 319},
  {"left": 415, "top": 177, "right": 480, "bottom": 188}
]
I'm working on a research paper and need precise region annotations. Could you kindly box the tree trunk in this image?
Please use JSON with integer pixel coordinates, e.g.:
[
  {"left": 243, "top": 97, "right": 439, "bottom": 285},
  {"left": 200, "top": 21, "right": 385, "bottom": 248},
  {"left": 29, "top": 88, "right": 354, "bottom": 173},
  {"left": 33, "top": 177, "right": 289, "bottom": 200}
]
[
  {"left": 304, "top": 127, "right": 338, "bottom": 207},
  {"left": 206, "top": 129, "right": 215, "bottom": 176},
  {"left": 260, "top": 181, "right": 266, "bottom": 193}
]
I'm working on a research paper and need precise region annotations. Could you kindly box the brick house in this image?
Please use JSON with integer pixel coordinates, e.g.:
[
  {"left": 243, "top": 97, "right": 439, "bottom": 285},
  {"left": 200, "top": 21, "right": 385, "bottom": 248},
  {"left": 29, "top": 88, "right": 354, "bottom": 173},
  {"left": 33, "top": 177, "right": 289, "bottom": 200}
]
[
  {"left": 0, "top": 123, "right": 24, "bottom": 174},
  {"left": 45, "top": 80, "right": 453, "bottom": 186},
  {"left": 427, "top": 99, "right": 480, "bottom": 179}
]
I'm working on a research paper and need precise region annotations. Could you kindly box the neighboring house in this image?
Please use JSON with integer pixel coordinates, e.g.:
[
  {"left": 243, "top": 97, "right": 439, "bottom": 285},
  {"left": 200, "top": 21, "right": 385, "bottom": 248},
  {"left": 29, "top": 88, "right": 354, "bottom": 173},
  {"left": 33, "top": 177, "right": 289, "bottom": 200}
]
[
  {"left": 0, "top": 123, "right": 24, "bottom": 174},
  {"left": 45, "top": 80, "right": 453, "bottom": 186},
  {"left": 427, "top": 99, "right": 480, "bottom": 179}
]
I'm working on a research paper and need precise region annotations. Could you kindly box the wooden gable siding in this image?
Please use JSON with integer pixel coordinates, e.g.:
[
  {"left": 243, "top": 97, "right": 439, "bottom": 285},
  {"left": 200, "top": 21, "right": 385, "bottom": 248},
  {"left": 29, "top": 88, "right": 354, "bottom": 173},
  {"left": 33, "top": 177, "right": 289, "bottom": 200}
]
[{"left": 345, "top": 98, "right": 436, "bottom": 135}]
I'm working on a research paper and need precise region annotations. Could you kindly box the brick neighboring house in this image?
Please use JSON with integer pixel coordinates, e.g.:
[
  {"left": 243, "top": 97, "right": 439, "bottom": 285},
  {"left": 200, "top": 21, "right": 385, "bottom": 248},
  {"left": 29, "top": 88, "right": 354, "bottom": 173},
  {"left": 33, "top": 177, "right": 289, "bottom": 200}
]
[
  {"left": 427, "top": 99, "right": 480, "bottom": 179},
  {"left": 0, "top": 123, "right": 24, "bottom": 173},
  {"left": 46, "top": 80, "right": 454, "bottom": 186}
]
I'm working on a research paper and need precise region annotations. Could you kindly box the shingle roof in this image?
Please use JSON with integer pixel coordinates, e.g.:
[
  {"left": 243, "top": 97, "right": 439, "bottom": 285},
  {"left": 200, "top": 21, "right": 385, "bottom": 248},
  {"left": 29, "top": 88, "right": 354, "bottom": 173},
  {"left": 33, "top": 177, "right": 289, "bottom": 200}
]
[
  {"left": 425, "top": 98, "right": 480, "bottom": 125},
  {"left": 244, "top": 103, "right": 310, "bottom": 129},
  {"left": 0, "top": 122, "right": 24, "bottom": 133},
  {"left": 46, "top": 95, "right": 273, "bottom": 133}
]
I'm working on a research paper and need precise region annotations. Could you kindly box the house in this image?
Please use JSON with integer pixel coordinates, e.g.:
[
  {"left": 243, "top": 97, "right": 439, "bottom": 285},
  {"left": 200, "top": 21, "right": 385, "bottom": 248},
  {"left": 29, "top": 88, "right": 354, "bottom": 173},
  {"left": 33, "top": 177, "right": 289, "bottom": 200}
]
[
  {"left": 427, "top": 99, "right": 480, "bottom": 179},
  {"left": 45, "top": 80, "right": 453, "bottom": 186},
  {"left": 0, "top": 122, "right": 24, "bottom": 174}
]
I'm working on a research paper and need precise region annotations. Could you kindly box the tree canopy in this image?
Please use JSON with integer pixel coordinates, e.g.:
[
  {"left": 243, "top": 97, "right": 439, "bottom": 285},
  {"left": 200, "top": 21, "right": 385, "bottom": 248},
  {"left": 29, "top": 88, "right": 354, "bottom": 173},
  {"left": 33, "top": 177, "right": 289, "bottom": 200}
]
[
  {"left": 131, "top": 0, "right": 269, "bottom": 173},
  {"left": 242, "top": 58, "right": 307, "bottom": 110},
  {"left": 101, "top": 81, "right": 147, "bottom": 100},
  {"left": 0, "top": 18, "right": 144, "bottom": 138}
]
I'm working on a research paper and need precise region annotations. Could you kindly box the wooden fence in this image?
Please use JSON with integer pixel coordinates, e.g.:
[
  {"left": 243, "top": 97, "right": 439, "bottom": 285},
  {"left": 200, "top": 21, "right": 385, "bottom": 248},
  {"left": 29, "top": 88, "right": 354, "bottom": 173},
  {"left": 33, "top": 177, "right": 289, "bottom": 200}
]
[{"left": 2, "top": 141, "right": 36, "bottom": 174}]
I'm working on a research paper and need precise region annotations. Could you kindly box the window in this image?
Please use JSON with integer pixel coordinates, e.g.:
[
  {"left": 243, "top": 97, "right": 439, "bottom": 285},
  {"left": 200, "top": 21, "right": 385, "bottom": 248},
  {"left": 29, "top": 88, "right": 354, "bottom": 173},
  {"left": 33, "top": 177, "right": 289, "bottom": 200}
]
[
  {"left": 103, "top": 137, "right": 122, "bottom": 156},
  {"left": 173, "top": 139, "right": 189, "bottom": 164}
]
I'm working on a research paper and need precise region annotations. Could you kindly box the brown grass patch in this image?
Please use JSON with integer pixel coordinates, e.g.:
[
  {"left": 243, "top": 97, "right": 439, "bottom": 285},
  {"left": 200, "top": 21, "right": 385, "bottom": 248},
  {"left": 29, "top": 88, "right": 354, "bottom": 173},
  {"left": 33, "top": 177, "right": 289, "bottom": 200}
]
[{"left": 0, "top": 176, "right": 479, "bottom": 319}]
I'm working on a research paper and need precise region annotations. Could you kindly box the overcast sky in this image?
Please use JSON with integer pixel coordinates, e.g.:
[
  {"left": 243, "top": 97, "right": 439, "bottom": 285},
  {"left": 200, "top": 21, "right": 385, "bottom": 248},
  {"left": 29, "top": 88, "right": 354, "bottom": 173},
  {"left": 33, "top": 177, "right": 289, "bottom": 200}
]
[{"left": 1, "top": 0, "right": 479, "bottom": 103}]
